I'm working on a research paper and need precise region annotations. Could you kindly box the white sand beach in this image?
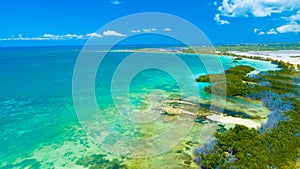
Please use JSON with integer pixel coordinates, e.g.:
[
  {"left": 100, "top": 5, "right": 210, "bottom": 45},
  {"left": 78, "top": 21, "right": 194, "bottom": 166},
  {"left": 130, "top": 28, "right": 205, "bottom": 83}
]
[
  {"left": 207, "top": 114, "right": 261, "bottom": 128},
  {"left": 230, "top": 50, "right": 300, "bottom": 65}
]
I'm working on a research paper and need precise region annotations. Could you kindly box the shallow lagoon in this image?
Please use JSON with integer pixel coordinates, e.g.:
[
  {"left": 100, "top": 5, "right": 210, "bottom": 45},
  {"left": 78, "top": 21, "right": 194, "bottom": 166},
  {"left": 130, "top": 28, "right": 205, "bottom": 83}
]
[{"left": 0, "top": 47, "right": 278, "bottom": 168}]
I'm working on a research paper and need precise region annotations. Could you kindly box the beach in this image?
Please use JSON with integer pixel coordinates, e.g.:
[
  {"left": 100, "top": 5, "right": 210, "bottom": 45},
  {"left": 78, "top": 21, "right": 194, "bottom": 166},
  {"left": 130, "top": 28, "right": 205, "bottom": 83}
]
[
  {"left": 206, "top": 114, "right": 261, "bottom": 128},
  {"left": 229, "top": 50, "right": 300, "bottom": 66}
]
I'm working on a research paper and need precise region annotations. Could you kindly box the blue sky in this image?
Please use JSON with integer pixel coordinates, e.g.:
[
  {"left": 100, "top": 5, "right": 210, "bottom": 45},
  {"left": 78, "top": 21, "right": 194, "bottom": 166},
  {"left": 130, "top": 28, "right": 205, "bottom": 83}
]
[{"left": 1, "top": 0, "right": 300, "bottom": 46}]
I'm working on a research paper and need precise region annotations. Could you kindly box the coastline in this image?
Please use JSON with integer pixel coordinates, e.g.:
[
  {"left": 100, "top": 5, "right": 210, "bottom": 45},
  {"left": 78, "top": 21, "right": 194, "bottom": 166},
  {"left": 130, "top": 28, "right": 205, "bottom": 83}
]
[
  {"left": 228, "top": 50, "right": 300, "bottom": 65},
  {"left": 2, "top": 46, "right": 298, "bottom": 168},
  {"left": 106, "top": 47, "right": 285, "bottom": 129},
  {"left": 109, "top": 47, "right": 299, "bottom": 68}
]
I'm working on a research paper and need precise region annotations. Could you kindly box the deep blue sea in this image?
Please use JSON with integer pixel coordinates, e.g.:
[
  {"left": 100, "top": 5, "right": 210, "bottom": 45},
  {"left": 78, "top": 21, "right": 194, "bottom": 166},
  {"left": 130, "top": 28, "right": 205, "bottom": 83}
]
[{"left": 0, "top": 46, "right": 278, "bottom": 168}]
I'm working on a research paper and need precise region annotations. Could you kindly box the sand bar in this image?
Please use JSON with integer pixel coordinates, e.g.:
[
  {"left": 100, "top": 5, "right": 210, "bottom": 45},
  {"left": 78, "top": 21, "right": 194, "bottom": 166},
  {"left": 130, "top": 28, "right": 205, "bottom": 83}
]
[{"left": 207, "top": 114, "right": 261, "bottom": 128}]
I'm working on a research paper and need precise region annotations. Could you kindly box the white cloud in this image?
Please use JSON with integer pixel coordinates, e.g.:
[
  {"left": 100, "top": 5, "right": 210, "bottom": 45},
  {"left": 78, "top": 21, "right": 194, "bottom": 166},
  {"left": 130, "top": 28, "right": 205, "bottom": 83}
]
[
  {"left": 0, "top": 36, "right": 51, "bottom": 41},
  {"left": 65, "top": 34, "right": 84, "bottom": 39},
  {"left": 86, "top": 32, "right": 102, "bottom": 38},
  {"left": 42, "top": 34, "right": 64, "bottom": 40},
  {"left": 217, "top": 0, "right": 300, "bottom": 18},
  {"left": 271, "top": 10, "right": 300, "bottom": 34},
  {"left": 109, "top": 0, "right": 123, "bottom": 5},
  {"left": 142, "top": 28, "right": 152, "bottom": 32},
  {"left": 254, "top": 28, "right": 260, "bottom": 33},
  {"left": 289, "top": 10, "right": 300, "bottom": 21},
  {"left": 131, "top": 28, "right": 158, "bottom": 33},
  {"left": 267, "top": 29, "right": 278, "bottom": 35},
  {"left": 103, "top": 30, "right": 126, "bottom": 37},
  {"left": 131, "top": 30, "right": 141, "bottom": 33},
  {"left": 0, "top": 31, "right": 129, "bottom": 41},
  {"left": 22, "top": 37, "right": 49, "bottom": 41},
  {"left": 43, "top": 33, "right": 55, "bottom": 38},
  {"left": 163, "top": 28, "right": 172, "bottom": 31},
  {"left": 214, "top": 14, "right": 230, "bottom": 25},
  {"left": 276, "top": 21, "right": 300, "bottom": 33},
  {"left": 216, "top": 0, "right": 300, "bottom": 34},
  {"left": 42, "top": 33, "right": 80, "bottom": 40},
  {"left": 1, "top": 33, "right": 98, "bottom": 41},
  {"left": 255, "top": 28, "right": 278, "bottom": 35},
  {"left": 213, "top": 1, "right": 218, "bottom": 6}
]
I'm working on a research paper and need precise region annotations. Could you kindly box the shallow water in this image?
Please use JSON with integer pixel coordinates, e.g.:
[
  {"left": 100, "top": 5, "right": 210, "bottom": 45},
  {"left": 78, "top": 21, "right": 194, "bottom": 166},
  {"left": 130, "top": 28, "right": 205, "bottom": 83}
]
[{"left": 0, "top": 46, "right": 278, "bottom": 168}]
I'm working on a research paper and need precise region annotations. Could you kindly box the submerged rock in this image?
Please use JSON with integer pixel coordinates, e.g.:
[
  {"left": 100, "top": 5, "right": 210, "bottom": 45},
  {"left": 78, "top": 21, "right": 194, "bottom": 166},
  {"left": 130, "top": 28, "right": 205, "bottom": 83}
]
[
  {"left": 194, "top": 116, "right": 209, "bottom": 124},
  {"left": 76, "top": 154, "right": 128, "bottom": 169}
]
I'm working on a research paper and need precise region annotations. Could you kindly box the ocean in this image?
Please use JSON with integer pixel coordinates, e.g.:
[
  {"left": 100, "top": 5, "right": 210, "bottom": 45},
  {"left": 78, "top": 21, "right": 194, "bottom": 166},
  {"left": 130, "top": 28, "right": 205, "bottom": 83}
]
[{"left": 0, "top": 46, "right": 278, "bottom": 168}]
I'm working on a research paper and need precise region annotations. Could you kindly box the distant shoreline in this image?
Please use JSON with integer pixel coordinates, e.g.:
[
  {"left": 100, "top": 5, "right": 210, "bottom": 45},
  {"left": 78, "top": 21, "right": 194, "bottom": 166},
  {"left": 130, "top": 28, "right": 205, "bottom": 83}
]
[
  {"left": 227, "top": 50, "right": 300, "bottom": 67},
  {"left": 109, "top": 47, "right": 300, "bottom": 69}
]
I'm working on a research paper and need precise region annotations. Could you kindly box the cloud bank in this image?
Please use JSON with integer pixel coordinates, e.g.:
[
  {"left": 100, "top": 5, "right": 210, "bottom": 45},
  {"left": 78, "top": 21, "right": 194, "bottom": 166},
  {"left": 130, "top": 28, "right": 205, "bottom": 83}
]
[
  {"left": 218, "top": 0, "right": 300, "bottom": 17},
  {"left": 215, "top": 0, "right": 300, "bottom": 34},
  {"left": 131, "top": 28, "right": 172, "bottom": 33},
  {"left": 0, "top": 30, "right": 127, "bottom": 41},
  {"left": 103, "top": 30, "right": 126, "bottom": 37},
  {"left": 0, "top": 28, "right": 175, "bottom": 41}
]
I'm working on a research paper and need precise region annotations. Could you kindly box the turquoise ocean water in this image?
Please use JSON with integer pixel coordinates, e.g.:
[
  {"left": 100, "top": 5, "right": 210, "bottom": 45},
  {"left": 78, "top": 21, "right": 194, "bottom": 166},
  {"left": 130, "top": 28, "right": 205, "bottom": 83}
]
[{"left": 0, "top": 46, "right": 278, "bottom": 168}]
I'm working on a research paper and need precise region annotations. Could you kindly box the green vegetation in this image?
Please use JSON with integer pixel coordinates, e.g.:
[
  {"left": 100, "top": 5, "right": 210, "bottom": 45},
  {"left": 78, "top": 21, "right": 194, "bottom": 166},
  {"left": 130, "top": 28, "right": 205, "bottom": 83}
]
[
  {"left": 195, "top": 75, "right": 210, "bottom": 82},
  {"left": 181, "top": 43, "right": 300, "bottom": 54},
  {"left": 250, "top": 61, "right": 299, "bottom": 95},
  {"left": 214, "top": 42, "right": 300, "bottom": 53},
  {"left": 195, "top": 63, "right": 300, "bottom": 168},
  {"left": 182, "top": 48, "right": 196, "bottom": 53},
  {"left": 197, "top": 101, "right": 300, "bottom": 168},
  {"left": 182, "top": 47, "right": 215, "bottom": 54},
  {"left": 233, "top": 57, "right": 243, "bottom": 62},
  {"left": 76, "top": 154, "right": 128, "bottom": 169},
  {"left": 196, "top": 65, "right": 255, "bottom": 96}
]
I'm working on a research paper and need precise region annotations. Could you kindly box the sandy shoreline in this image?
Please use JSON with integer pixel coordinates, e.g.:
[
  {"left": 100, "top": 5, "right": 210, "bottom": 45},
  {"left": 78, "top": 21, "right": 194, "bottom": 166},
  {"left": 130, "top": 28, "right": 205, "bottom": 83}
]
[
  {"left": 229, "top": 50, "right": 300, "bottom": 65},
  {"left": 206, "top": 114, "right": 261, "bottom": 128},
  {"left": 111, "top": 48, "right": 300, "bottom": 67}
]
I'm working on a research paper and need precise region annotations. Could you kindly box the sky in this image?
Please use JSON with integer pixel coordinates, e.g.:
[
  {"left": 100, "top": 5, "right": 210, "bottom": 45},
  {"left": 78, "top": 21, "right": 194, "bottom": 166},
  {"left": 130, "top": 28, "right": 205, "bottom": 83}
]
[{"left": 1, "top": 0, "right": 300, "bottom": 46}]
